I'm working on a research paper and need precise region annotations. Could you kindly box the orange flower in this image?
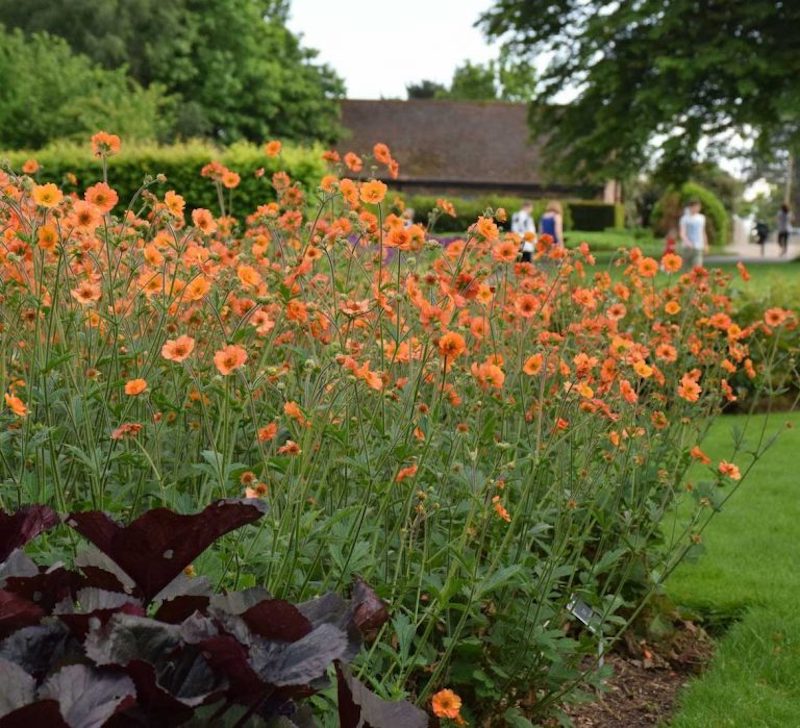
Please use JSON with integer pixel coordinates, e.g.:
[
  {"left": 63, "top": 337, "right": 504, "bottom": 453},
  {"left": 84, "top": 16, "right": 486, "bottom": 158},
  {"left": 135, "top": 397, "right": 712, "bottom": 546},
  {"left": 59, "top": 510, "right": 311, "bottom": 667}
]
[
  {"left": 214, "top": 344, "right": 248, "bottom": 375},
  {"left": 37, "top": 224, "right": 58, "bottom": 251},
  {"left": 192, "top": 208, "right": 217, "bottom": 235},
  {"left": 718, "top": 461, "right": 741, "bottom": 480},
  {"left": 84, "top": 182, "right": 118, "bottom": 213},
  {"left": 222, "top": 170, "right": 240, "bottom": 189},
  {"left": 633, "top": 360, "right": 653, "bottom": 378},
  {"left": 5, "top": 393, "right": 28, "bottom": 417},
  {"left": 32, "top": 183, "right": 63, "bottom": 208},
  {"left": 91, "top": 131, "right": 121, "bottom": 157},
  {"left": 736, "top": 261, "right": 751, "bottom": 282},
  {"left": 373, "top": 143, "right": 392, "bottom": 164},
  {"left": 184, "top": 275, "right": 211, "bottom": 302},
  {"left": 161, "top": 335, "right": 195, "bottom": 363},
  {"left": 690, "top": 445, "right": 711, "bottom": 465},
  {"left": 523, "top": 353, "right": 543, "bottom": 376},
  {"left": 677, "top": 373, "right": 702, "bottom": 403},
  {"left": 284, "top": 400, "right": 308, "bottom": 426},
  {"left": 264, "top": 140, "right": 282, "bottom": 157},
  {"left": 164, "top": 190, "right": 185, "bottom": 217},
  {"left": 475, "top": 216, "right": 499, "bottom": 241},
  {"left": 237, "top": 264, "right": 263, "bottom": 289},
  {"left": 514, "top": 294, "right": 538, "bottom": 318},
  {"left": 124, "top": 378, "right": 148, "bottom": 396},
  {"left": 22, "top": 159, "right": 40, "bottom": 174},
  {"left": 492, "top": 496, "right": 511, "bottom": 523},
  {"left": 359, "top": 179, "right": 387, "bottom": 204},
  {"left": 431, "top": 689, "right": 462, "bottom": 720},
  {"left": 438, "top": 331, "right": 466, "bottom": 359},
  {"left": 395, "top": 464, "right": 418, "bottom": 482},
  {"left": 277, "top": 440, "right": 301, "bottom": 455},
  {"left": 71, "top": 201, "right": 103, "bottom": 233},
  {"left": 637, "top": 257, "right": 658, "bottom": 278},
  {"left": 493, "top": 239, "right": 519, "bottom": 263},
  {"left": 258, "top": 422, "right": 278, "bottom": 441},
  {"left": 661, "top": 253, "right": 682, "bottom": 273},
  {"left": 70, "top": 281, "right": 102, "bottom": 305},
  {"left": 764, "top": 308, "right": 789, "bottom": 327},
  {"left": 344, "top": 152, "right": 363, "bottom": 172},
  {"left": 664, "top": 300, "right": 681, "bottom": 315},
  {"left": 111, "top": 422, "right": 143, "bottom": 440}
]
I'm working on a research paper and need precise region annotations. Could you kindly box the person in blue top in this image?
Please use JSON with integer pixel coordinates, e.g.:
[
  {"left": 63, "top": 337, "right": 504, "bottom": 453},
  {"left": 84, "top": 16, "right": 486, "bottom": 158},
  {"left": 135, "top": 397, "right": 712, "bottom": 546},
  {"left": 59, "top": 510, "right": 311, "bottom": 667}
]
[{"left": 539, "top": 201, "right": 564, "bottom": 246}]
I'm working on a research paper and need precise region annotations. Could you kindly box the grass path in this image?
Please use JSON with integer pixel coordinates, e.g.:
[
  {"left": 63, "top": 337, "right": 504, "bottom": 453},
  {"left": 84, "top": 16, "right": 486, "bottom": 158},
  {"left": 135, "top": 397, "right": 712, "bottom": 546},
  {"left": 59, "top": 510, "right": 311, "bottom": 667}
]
[{"left": 667, "top": 411, "right": 800, "bottom": 727}]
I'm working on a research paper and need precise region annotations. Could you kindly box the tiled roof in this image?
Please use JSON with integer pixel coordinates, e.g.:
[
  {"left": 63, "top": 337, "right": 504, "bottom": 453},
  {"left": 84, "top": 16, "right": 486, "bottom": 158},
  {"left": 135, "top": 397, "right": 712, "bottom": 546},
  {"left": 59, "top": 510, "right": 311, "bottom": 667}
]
[{"left": 339, "top": 99, "right": 548, "bottom": 185}]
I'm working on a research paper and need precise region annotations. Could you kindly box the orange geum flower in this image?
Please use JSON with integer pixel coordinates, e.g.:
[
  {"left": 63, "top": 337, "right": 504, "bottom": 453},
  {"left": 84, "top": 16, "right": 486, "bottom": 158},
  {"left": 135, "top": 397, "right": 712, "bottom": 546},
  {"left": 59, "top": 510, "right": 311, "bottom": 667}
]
[
  {"left": 283, "top": 401, "right": 308, "bottom": 426},
  {"left": 22, "top": 159, "right": 40, "bottom": 174},
  {"left": 191, "top": 208, "right": 217, "bottom": 235},
  {"left": 523, "top": 353, "right": 543, "bottom": 376},
  {"left": 124, "top": 379, "right": 148, "bottom": 396},
  {"left": 677, "top": 373, "right": 702, "bottom": 403},
  {"left": 359, "top": 179, "right": 387, "bottom": 204},
  {"left": 764, "top": 308, "right": 789, "bottom": 327},
  {"left": 184, "top": 275, "right": 211, "bottom": 302},
  {"left": 492, "top": 239, "right": 519, "bottom": 263},
  {"left": 161, "top": 335, "right": 195, "bottom": 363},
  {"left": 111, "top": 422, "right": 143, "bottom": 440},
  {"left": 5, "top": 393, "right": 28, "bottom": 417},
  {"left": 91, "top": 131, "right": 121, "bottom": 157},
  {"left": 373, "top": 143, "right": 392, "bottom": 164},
  {"left": 257, "top": 422, "right": 278, "bottom": 441},
  {"left": 37, "top": 224, "right": 58, "bottom": 252},
  {"left": 84, "top": 182, "right": 118, "bottom": 213},
  {"left": 664, "top": 300, "right": 681, "bottom": 315},
  {"left": 32, "top": 183, "right": 63, "bottom": 208},
  {"left": 222, "top": 170, "right": 240, "bottom": 189},
  {"left": 264, "top": 140, "right": 282, "bottom": 157},
  {"left": 718, "top": 460, "right": 741, "bottom": 480},
  {"left": 237, "top": 264, "right": 263, "bottom": 289},
  {"left": 475, "top": 216, "right": 499, "bottom": 241},
  {"left": 432, "top": 689, "right": 462, "bottom": 720},
  {"left": 515, "top": 294, "right": 538, "bottom": 318},
  {"left": 736, "top": 261, "right": 751, "bottom": 282},
  {"left": 633, "top": 360, "right": 653, "bottom": 378},
  {"left": 438, "top": 331, "right": 466, "bottom": 359},
  {"left": 71, "top": 200, "right": 103, "bottom": 233},
  {"left": 395, "top": 464, "right": 418, "bottom": 482},
  {"left": 214, "top": 344, "right": 248, "bottom": 376},
  {"left": 637, "top": 257, "right": 659, "bottom": 277},
  {"left": 277, "top": 440, "right": 301, "bottom": 455},
  {"left": 70, "top": 281, "right": 102, "bottom": 305},
  {"left": 492, "top": 496, "right": 511, "bottom": 523},
  {"left": 344, "top": 152, "right": 363, "bottom": 172},
  {"left": 164, "top": 190, "right": 185, "bottom": 217},
  {"left": 661, "top": 253, "right": 682, "bottom": 273}
]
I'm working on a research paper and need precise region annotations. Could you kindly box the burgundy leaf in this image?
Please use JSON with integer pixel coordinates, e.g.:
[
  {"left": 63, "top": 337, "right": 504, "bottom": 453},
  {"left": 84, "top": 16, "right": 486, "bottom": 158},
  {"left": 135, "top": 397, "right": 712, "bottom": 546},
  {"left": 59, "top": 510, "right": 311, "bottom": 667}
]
[
  {"left": 0, "top": 658, "right": 35, "bottom": 718},
  {"left": 67, "top": 499, "right": 267, "bottom": 602},
  {"left": 0, "top": 700, "right": 67, "bottom": 727},
  {"left": 0, "top": 507, "right": 60, "bottom": 563},
  {"left": 197, "top": 635, "right": 266, "bottom": 699},
  {"left": 0, "top": 591, "right": 45, "bottom": 639},
  {"left": 154, "top": 596, "right": 209, "bottom": 624},
  {"left": 350, "top": 578, "right": 389, "bottom": 634},
  {"left": 58, "top": 602, "right": 146, "bottom": 641},
  {"left": 39, "top": 664, "right": 136, "bottom": 728},
  {"left": 335, "top": 663, "right": 429, "bottom": 728},
  {"left": 241, "top": 599, "right": 313, "bottom": 642},
  {"left": 3, "top": 568, "right": 82, "bottom": 612},
  {"left": 116, "top": 660, "right": 194, "bottom": 727}
]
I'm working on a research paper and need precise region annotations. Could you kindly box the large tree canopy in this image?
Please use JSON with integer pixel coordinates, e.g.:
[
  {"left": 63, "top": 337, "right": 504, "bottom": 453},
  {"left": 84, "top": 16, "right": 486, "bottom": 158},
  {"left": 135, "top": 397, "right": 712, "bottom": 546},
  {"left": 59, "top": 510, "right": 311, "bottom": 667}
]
[
  {"left": 0, "top": 0, "right": 344, "bottom": 144},
  {"left": 480, "top": 1, "right": 800, "bottom": 183}
]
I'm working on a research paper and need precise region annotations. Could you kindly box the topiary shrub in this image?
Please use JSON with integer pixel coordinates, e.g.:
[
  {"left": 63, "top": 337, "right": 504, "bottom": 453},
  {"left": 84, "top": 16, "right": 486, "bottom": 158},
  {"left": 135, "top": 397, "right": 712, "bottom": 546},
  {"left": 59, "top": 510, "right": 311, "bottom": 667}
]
[
  {"left": 651, "top": 181, "right": 730, "bottom": 247},
  {"left": 567, "top": 200, "right": 625, "bottom": 231}
]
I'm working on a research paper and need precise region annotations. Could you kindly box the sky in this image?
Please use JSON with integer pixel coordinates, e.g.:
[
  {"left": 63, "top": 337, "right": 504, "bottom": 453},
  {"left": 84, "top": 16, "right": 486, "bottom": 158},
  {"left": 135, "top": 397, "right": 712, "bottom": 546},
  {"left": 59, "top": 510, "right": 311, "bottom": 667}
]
[{"left": 287, "top": 0, "right": 498, "bottom": 99}]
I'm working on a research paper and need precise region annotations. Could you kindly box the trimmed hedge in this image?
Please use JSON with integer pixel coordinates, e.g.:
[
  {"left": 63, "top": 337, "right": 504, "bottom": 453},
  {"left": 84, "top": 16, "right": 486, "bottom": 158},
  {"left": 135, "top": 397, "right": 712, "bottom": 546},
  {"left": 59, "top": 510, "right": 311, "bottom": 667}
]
[
  {"left": 399, "top": 193, "right": 625, "bottom": 235},
  {"left": 2, "top": 140, "right": 326, "bottom": 214},
  {"left": 651, "top": 181, "right": 730, "bottom": 248},
  {"left": 569, "top": 200, "right": 625, "bottom": 231}
]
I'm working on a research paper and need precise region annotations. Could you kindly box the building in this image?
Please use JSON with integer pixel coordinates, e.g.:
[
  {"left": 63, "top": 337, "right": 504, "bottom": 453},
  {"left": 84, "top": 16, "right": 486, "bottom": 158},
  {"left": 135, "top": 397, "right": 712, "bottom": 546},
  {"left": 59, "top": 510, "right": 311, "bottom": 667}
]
[{"left": 338, "top": 99, "right": 620, "bottom": 202}]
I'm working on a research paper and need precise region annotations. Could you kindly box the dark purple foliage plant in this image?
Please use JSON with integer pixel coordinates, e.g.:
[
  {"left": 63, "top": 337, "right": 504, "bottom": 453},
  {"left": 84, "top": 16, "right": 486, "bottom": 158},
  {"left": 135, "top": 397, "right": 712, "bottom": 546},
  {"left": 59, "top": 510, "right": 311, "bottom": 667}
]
[{"left": 0, "top": 500, "right": 428, "bottom": 728}]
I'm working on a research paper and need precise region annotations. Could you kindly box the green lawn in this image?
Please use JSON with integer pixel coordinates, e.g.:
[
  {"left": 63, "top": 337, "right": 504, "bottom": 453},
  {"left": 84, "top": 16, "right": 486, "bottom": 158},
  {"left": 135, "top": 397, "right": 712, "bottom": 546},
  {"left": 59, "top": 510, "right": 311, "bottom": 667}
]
[{"left": 667, "top": 411, "right": 800, "bottom": 727}]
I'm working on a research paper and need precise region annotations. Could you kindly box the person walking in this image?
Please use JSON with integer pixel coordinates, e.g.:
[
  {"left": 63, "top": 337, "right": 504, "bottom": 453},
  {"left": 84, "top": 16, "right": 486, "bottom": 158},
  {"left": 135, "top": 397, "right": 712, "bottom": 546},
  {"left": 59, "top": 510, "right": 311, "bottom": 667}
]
[
  {"left": 777, "top": 204, "right": 791, "bottom": 256},
  {"left": 679, "top": 199, "right": 708, "bottom": 269},
  {"left": 511, "top": 201, "right": 536, "bottom": 262},
  {"left": 539, "top": 201, "right": 564, "bottom": 247}
]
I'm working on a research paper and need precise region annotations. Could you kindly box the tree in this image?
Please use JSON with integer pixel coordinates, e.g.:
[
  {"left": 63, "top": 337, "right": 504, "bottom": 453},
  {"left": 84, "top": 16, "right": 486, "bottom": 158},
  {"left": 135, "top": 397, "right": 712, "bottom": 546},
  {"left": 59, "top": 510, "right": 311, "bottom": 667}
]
[
  {"left": 0, "top": 0, "right": 344, "bottom": 144},
  {"left": 448, "top": 61, "right": 498, "bottom": 100},
  {"left": 406, "top": 80, "right": 448, "bottom": 100},
  {"left": 480, "top": 1, "right": 800, "bottom": 183},
  {"left": 0, "top": 26, "right": 173, "bottom": 149}
]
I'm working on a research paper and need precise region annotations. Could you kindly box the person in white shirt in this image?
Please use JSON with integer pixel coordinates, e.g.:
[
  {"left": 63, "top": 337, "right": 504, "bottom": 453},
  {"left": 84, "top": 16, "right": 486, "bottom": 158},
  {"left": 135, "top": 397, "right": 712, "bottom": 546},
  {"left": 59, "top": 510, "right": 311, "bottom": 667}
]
[
  {"left": 679, "top": 199, "right": 708, "bottom": 269},
  {"left": 511, "top": 201, "right": 536, "bottom": 262}
]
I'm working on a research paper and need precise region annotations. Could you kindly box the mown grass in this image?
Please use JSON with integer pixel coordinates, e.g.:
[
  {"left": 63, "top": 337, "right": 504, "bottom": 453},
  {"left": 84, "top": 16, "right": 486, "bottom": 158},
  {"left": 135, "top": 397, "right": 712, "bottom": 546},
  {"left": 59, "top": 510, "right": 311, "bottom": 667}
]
[{"left": 667, "top": 411, "right": 800, "bottom": 727}]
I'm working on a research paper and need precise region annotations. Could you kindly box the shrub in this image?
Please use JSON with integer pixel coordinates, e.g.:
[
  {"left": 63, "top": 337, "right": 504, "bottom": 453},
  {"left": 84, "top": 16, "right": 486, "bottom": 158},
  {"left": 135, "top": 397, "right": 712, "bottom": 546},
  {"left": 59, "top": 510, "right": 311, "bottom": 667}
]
[
  {"left": 0, "top": 501, "right": 426, "bottom": 727},
  {"left": 2, "top": 140, "right": 325, "bottom": 216},
  {"left": 652, "top": 181, "right": 730, "bottom": 247},
  {"left": 0, "top": 141, "right": 785, "bottom": 723},
  {"left": 568, "top": 200, "right": 625, "bottom": 231}
]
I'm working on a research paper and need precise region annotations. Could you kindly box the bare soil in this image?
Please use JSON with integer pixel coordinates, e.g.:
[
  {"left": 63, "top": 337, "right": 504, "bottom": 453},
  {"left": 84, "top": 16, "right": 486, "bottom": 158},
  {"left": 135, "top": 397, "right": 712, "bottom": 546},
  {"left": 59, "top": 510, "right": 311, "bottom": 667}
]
[{"left": 562, "top": 623, "right": 714, "bottom": 728}]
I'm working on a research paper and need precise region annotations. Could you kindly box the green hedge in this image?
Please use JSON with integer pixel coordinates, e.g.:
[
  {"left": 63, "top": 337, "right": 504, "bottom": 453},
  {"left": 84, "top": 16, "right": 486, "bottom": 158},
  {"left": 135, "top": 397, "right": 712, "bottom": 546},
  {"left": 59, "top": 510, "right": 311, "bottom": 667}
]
[
  {"left": 569, "top": 200, "right": 625, "bottom": 231},
  {"left": 651, "top": 181, "right": 730, "bottom": 248},
  {"left": 2, "top": 140, "right": 326, "bottom": 214},
  {"left": 399, "top": 194, "right": 626, "bottom": 234}
]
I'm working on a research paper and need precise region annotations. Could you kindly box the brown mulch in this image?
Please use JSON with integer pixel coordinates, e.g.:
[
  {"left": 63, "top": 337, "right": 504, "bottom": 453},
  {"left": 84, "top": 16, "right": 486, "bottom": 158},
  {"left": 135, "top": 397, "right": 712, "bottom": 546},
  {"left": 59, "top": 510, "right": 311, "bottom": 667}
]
[{"left": 562, "top": 623, "right": 715, "bottom": 728}]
